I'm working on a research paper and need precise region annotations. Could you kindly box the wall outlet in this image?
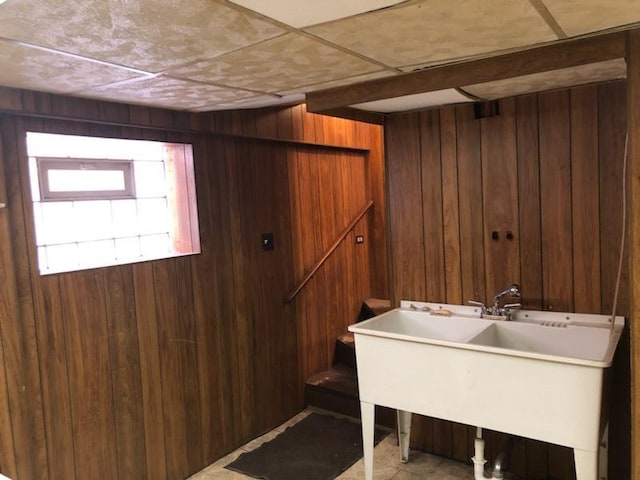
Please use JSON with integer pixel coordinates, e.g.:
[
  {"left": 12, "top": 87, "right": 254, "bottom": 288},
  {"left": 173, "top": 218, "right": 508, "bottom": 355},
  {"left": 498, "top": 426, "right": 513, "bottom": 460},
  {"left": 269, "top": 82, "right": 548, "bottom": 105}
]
[{"left": 355, "top": 235, "right": 364, "bottom": 244}]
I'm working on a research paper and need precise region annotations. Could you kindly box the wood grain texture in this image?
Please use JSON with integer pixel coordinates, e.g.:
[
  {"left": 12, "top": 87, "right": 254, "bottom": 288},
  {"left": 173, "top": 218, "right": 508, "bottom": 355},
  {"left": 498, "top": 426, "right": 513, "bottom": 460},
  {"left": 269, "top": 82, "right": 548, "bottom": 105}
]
[
  {"left": 456, "top": 104, "right": 485, "bottom": 303},
  {"left": 17, "top": 118, "right": 76, "bottom": 480},
  {"left": 387, "top": 82, "right": 630, "bottom": 479},
  {"left": 0, "top": 121, "right": 18, "bottom": 480},
  {"left": 516, "top": 94, "right": 543, "bottom": 311},
  {"left": 0, "top": 118, "right": 48, "bottom": 480},
  {"left": 570, "top": 85, "right": 601, "bottom": 313},
  {"left": 61, "top": 271, "right": 119, "bottom": 480},
  {"left": 539, "top": 90, "right": 574, "bottom": 313},
  {"left": 0, "top": 91, "right": 384, "bottom": 480},
  {"left": 440, "top": 107, "right": 462, "bottom": 306},
  {"left": 386, "top": 113, "right": 426, "bottom": 303},
  {"left": 481, "top": 98, "right": 520, "bottom": 298},
  {"left": 306, "top": 31, "right": 625, "bottom": 112},
  {"left": 420, "top": 110, "right": 446, "bottom": 303},
  {"left": 628, "top": 29, "right": 640, "bottom": 480}
]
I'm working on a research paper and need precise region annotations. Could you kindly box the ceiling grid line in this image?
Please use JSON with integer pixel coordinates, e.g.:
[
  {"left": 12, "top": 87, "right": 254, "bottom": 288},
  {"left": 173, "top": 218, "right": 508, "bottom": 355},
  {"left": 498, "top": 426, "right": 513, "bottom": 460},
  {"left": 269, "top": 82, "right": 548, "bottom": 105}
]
[{"left": 0, "top": 0, "right": 636, "bottom": 112}]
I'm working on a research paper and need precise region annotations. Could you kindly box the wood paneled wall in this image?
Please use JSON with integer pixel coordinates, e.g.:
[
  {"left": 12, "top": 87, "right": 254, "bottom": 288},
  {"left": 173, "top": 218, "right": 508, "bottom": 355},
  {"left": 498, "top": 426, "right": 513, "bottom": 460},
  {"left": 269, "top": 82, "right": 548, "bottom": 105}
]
[
  {"left": 386, "top": 82, "right": 630, "bottom": 480},
  {"left": 0, "top": 89, "right": 385, "bottom": 480}
]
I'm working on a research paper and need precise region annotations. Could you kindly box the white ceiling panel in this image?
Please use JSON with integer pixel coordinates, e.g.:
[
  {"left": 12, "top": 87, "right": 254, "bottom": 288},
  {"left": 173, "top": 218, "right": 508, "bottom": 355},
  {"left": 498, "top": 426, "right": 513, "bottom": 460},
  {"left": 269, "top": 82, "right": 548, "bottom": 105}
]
[
  {"left": 0, "top": 0, "right": 635, "bottom": 112},
  {"left": 306, "top": 0, "right": 558, "bottom": 68},
  {"left": 229, "top": 0, "right": 407, "bottom": 28},
  {"left": 193, "top": 93, "right": 306, "bottom": 112},
  {"left": 543, "top": 0, "right": 640, "bottom": 36},
  {"left": 463, "top": 58, "right": 627, "bottom": 100},
  {"left": 0, "top": 40, "right": 142, "bottom": 94},
  {"left": 167, "top": 33, "right": 382, "bottom": 93},
  {"left": 277, "top": 70, "right": 398, "bottom": 96},
  {"left": 80, "top": 76, "right": 256, "bottom": 111},
  {"left": 352, "top": 88, "right": 474, "bottom": 113},
  {"left": 0, "top": 0, "right": 285, "bottom": 73}
]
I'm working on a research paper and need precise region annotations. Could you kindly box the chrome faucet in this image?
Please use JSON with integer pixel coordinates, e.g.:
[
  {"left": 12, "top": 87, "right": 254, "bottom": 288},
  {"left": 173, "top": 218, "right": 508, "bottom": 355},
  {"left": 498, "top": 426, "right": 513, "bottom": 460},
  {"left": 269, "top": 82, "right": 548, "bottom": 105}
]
[{"left": 469, "top": 283, "right": 521, "bottom": 320}]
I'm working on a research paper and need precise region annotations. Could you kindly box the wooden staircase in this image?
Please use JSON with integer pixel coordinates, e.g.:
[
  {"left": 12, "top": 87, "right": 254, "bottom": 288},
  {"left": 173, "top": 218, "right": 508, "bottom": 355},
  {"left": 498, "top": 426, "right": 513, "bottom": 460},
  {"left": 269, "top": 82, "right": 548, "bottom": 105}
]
[{"left": 304, "top": 299, "right": 396, "bottom": 428}]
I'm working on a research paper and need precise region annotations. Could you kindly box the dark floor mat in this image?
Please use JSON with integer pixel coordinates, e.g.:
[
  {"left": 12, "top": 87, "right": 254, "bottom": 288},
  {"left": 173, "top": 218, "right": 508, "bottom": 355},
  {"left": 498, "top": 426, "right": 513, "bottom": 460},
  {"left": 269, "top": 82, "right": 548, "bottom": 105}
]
[{"left": 225, "top": 412, "right": 388, "bottom": 480}]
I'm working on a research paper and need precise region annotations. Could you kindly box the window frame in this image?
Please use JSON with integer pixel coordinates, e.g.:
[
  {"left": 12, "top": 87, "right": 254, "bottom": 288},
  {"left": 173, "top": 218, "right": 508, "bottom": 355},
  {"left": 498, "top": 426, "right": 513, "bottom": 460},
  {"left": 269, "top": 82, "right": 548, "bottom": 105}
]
[{"left": 36, "top": 157, "right": 136, "bottom": 201}]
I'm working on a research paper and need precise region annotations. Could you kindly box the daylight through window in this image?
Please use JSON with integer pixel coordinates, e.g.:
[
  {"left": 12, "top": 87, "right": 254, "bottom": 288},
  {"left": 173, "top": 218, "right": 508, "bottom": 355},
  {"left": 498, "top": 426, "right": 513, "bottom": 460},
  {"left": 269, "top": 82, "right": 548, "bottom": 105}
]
[{"left": 26, "top": 132, "right": 201, "bottom": 275}]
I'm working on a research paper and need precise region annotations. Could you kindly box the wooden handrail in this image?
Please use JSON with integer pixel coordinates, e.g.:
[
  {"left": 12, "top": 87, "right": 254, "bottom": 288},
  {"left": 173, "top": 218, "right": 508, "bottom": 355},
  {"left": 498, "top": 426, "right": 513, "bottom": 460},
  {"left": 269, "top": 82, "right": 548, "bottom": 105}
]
[{"left": 285, "top": 200, "right": 374, "bottom": 303}]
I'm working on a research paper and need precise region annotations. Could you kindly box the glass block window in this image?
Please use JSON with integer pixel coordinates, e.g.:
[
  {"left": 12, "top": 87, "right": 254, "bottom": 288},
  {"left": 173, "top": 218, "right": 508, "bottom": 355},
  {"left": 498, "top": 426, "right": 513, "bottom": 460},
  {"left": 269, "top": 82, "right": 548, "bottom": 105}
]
[{"left": 26, "top": 132, "right": 200, "bottom": 275}]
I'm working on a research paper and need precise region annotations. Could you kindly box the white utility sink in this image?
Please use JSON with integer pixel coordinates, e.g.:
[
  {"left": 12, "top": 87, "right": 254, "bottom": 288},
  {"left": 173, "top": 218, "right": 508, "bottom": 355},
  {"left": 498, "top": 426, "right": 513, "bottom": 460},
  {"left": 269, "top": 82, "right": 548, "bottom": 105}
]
[
  {"left": 467, "top": 320, "right": 616, "bottom": 363},
  {"left": 349, "top": 300, "right": 624, "bottom": 480}
]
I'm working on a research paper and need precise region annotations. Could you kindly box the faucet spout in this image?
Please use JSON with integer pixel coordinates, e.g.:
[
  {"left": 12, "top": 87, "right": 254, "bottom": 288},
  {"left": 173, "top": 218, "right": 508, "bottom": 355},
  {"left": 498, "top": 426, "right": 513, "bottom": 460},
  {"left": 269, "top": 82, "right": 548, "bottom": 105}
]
[
  {"left": 492, "top": 284, "right": 521, "bottom": 307},
  {"left": 469, "top": 284, "right": 522, "bottom": 320}
]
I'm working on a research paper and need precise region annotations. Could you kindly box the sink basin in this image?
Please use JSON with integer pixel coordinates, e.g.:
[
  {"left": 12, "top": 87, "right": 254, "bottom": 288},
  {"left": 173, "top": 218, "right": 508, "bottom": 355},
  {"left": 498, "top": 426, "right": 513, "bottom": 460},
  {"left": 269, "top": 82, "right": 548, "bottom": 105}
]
[
  {"left": 467, "top": 321, "right": 616, "bottom": 364},
  {"left": 349, "top": 300, "right": 625, "bottom": 480},
  {"left": 356, "top": 308, "right": 490, "bottom": 343}
]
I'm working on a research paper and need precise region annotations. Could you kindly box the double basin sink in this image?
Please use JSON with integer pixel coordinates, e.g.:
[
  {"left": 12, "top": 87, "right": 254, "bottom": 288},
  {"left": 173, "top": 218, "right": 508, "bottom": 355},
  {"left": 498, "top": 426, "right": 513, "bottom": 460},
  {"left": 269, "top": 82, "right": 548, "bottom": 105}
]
[
  {"left": 355, "top": 302, "right": 621, "bottom": 366},
  {"left": 348, "top": 301, "right": 624, "bottom": 480}
]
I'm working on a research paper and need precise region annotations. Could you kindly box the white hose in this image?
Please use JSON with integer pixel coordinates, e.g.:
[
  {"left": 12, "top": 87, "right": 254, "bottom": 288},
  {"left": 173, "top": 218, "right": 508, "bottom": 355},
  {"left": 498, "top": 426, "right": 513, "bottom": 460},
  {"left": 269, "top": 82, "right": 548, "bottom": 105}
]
[{"left": 610, "top": 131, "right": 629, "bottom": 333}]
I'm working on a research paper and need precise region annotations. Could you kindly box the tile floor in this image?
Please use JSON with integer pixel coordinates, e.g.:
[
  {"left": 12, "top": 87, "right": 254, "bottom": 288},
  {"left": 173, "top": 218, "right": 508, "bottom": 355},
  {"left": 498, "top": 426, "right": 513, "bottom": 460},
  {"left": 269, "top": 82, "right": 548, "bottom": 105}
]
[{"left": 189, "top": 408, "right": 477, "bottom": 480}]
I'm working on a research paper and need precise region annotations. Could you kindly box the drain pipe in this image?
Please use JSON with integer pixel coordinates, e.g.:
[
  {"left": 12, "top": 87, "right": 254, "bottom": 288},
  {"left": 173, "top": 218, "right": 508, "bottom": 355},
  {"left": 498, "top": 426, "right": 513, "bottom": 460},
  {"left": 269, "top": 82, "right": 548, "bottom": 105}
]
[
  {"left": 472, "top": 428, "right": 515, "bottom": 480},
  {"left": 472, "top": 427, "right": 487, "bottom": 479}
]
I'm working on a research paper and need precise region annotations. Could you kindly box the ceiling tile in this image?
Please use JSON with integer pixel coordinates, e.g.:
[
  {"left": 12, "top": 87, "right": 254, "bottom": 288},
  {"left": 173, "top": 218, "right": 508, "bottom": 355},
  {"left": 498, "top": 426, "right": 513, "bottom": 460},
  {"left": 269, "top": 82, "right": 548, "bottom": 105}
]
[
  {"left": 0, "top": 0, "right": 285, "bottom": 72},
  {"left": 167, "top": 33, "right": 382, "bottom": 93},
  {"left": 0, "top": 40, "right": 142, "bottom": 94},
  {"left": 462, "top": 59, "right": 626, "bottom": 100},
  {"left": 353, "top": 88, "right": 474, "bottom": 113},
  {"left": 80, "top": 76, "right": 256, "bottom": 111},
  {"left": 193, "top": 93, "right": 306, "bottom": 112},
  {"left": 306, "top": 0, "right": 558, "bottom": 68},
  {"left": 543, "top": 0, "right": 640, "bottom": 36},
  {"left": 278, "top": 70, "right": 397, "bottom": 96},
  {"left": 229, "top": 0, "right": 407, "bottom": 28}
]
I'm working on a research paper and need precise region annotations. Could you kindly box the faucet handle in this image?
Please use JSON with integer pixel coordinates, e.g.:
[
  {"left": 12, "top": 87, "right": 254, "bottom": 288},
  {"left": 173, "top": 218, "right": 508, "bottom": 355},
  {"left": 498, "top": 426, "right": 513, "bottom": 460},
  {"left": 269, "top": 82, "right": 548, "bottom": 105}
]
[{"left": 468, "top": 300, "right": 488, "bottom": 314}]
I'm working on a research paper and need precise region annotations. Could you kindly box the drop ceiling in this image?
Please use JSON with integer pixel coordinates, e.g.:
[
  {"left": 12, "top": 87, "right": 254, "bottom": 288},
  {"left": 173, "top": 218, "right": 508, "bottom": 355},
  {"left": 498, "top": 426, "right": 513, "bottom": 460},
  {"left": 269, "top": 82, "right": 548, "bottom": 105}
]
[{"left": 0, "top": 0, "right": 636, "bottom": 114}]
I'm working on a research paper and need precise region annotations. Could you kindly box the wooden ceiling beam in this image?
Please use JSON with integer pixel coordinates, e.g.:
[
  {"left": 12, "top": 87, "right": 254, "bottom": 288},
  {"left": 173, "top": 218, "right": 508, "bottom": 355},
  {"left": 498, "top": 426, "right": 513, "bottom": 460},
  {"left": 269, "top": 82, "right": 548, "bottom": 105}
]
[{"left": 306, "top": 30, "right": 627, "bottom": 113}]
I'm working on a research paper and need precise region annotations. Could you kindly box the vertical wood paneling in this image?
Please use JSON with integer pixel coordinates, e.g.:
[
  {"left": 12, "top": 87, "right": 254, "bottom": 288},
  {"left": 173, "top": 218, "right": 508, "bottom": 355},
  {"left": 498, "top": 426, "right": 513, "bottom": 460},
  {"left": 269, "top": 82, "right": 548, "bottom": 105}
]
[
  {"left": 539, "top": 90, "right": 574, "bottom": 313},
  {"left": 440, "top": 107, "right": 462, "bottom": 306},
  {"left": 204, "top": 137, "right": 239, "bottom": 453},
  {"left": 599, "top": 81, "right": 631, "bottom": 480},
  {"left": 224, "top": 139, "right": 255, "bottom": 442},
  {"left": 365, "top": 125, "right": 388, "bottom": 298},
  {"left": 0, "top": 124, "right": 18, "bottom": 480},
  {"left": 481, "top": 98, "right": 520, "bottom": 298},
  {"left": 570, "top": 85, "right": 601, "bottom": 313},
  {"left": 105, "top": 266, "right": 147, "bottom": 480},
  {"left": 627, "top": 29, "right": 640, "bottom": 480},
  {"left": 61, "top": 271, "right": 118, "bottom": 480},
  {"left": 387, "top": 113, "right": 425, "bottom": 303},
  {"left": 0, "top": 91, "right": 384, "bottom": 480},
  {"left": 176, "top": 257, "right": 204, "bottom": 472},
  {"left": 16, "top": 118, "right": 76, "bottom": 480},
  {"left": 291, "top": 145, "right": 372, "bottom": 396},
  {"left": 516, "top": 95, "right": 543, "bottom": 311},
  {"left": 153, "top": 261, "right": 186, "bottom": 477},
  {"left": 0, "top": 88, "right": 388, "bottom": 480},
  {"left": 0, "top": 118, "right": 48, "bottom": 480},
  {"left": 387, "top": 82, "right": 629, "bottom": 479},
  {"left": 456, "top": 104, "right": 485, "bottom": 303},
  {"left": 599, "top": 82, "right": 628, "bottom": 315},
  {"left": 132, "top": 263, "right": 168, "bottom": 480},
  {"left": 420, "top": 110, "right": 446, "bottom": 303}
]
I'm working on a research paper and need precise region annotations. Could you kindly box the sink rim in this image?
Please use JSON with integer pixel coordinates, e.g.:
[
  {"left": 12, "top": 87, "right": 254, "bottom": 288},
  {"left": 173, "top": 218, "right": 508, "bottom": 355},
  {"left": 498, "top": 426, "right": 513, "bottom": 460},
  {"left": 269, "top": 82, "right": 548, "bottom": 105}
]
[{"left": 348, "top": 301, "right": 624, "bottom": 368}]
